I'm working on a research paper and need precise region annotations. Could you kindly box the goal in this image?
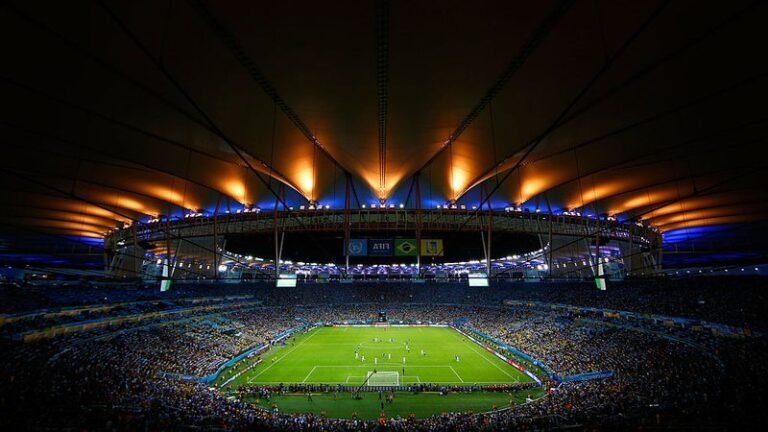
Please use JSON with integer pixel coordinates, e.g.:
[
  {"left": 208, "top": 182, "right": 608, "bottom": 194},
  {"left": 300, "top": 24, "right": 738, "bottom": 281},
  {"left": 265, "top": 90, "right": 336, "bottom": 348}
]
[{"left": 366, "top": 371, "right": 399, "bottom": 386}]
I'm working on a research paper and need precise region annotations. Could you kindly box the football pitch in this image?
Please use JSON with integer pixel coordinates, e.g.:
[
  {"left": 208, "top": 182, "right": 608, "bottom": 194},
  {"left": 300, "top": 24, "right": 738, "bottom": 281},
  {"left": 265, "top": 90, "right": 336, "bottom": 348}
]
[{"left": 234, "top": 326, "right": 531, "bottom": 386}]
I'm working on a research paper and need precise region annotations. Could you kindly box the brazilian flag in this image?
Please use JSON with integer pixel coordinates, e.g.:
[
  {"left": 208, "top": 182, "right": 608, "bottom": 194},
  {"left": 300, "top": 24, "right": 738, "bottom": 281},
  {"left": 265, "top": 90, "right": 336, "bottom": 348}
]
[{"left": 394, "top": 239, "right": 418, "bottom": 256}]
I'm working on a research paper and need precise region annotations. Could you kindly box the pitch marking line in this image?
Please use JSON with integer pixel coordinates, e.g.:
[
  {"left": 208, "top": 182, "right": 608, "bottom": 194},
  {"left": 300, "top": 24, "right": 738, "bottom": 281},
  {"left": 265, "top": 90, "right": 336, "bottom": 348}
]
[
  {"left": 309, "top": 365, "right": 462, "bottom": 368},
  {"left": 301, "top": 366, "right": 318, "bottom": 383},
  {"left": 247, "top": 329, "right": 320, "bottom": 382},
  {"left": 248, "top": 380, "right": 505, "bottom": 384},
  {"left": 302, "top": 342, "right": 361, "bottom": 346},
  {"left": 449, "top": 366, "right": 464, "bottom": 382},
  {"left": 459, "top": 337, "right": 517, "bottom": 381}
]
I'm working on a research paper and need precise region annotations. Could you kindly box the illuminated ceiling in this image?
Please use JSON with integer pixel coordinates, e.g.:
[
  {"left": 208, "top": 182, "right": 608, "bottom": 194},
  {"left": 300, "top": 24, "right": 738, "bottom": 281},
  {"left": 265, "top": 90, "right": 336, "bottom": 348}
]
[{"left": 1, "top": 0, "right": 767, "bottom": 260}]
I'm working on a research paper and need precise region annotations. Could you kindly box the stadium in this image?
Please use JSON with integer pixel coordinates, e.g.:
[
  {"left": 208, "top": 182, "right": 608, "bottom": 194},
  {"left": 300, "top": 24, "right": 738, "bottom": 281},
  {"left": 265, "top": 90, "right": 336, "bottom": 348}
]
[{"left": 1, "top": 0, "right": 768, "bottom": 430}]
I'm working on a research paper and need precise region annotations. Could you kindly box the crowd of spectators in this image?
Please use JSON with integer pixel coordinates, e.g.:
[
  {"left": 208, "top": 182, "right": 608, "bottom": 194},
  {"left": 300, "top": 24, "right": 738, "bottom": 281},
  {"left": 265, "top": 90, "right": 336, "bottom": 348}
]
[
  {"left": 4, "top": 276, "right": 766, "bottom": 328},
  {"left": 0, "top": 277, "right": 766, "bottom": 430}
]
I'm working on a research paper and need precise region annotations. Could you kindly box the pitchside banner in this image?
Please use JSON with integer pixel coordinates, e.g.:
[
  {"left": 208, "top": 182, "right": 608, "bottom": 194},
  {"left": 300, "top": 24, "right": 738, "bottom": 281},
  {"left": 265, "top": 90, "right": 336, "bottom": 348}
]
[
  {"left": 347, "top": 239, "right": 367, "bottom": 256},
  {"left": 421, "top": 239, "right": 444, "bottom": 256},
  {"left": 395, "top": 239, "right": 418, "bottom": 256},
  {"left": 369, "top": 239, "right": 394, "bottom": 256}
]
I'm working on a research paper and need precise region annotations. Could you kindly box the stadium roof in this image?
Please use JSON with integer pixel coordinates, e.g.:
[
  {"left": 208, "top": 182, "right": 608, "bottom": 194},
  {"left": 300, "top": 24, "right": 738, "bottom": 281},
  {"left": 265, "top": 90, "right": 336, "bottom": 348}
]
[{"left": 2, "top": 0, "right": 768, "bottom": 265}]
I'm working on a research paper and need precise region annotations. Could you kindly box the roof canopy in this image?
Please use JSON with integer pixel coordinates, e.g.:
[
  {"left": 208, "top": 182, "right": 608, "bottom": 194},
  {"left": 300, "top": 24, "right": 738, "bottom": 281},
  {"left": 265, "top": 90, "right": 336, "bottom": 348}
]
[{"left": 2, "top": 0, "right": 767, "bottom": 259}]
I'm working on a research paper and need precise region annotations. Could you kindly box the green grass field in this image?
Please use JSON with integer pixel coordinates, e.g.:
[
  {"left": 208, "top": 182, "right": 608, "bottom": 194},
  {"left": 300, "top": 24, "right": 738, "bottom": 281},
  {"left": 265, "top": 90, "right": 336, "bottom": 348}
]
[
  {"left": 221, "top": 326, "right": 540, "bottom": 419},
  {"left": 240, "top": 389, "right": 546, "bottom": 420},
  {"left": 238, "top": 326, "right": 531, "bottom": 386}
]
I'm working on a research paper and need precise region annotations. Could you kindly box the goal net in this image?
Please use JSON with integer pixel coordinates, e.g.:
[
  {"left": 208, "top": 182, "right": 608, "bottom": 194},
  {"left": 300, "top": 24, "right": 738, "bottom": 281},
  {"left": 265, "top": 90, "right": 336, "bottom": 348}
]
[{"left": 367, "top": 371, "right": 399, "bottom": 386}]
